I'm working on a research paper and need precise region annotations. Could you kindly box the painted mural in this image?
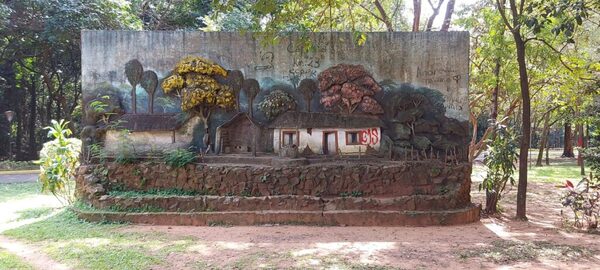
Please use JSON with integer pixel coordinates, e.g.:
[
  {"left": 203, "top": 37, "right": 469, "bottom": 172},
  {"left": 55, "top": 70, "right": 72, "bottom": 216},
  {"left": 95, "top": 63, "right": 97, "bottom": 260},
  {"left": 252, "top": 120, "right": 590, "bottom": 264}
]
[{"left": 81, "top": 31, "right": 469, "bottom": 163}]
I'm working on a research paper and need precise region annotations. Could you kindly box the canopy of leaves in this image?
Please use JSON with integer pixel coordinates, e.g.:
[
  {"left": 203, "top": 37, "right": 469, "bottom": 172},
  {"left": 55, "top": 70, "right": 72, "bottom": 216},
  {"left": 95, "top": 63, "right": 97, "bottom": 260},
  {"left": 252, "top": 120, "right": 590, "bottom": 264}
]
[
  {"left": 258, "top": 90, "right": 297, "bottom": 120},
  {"left": 318, "top": 64, "right": 383, "bottom": 115},
  {"left": 161, "top": 56, "right": 234, "bottom": 113}
]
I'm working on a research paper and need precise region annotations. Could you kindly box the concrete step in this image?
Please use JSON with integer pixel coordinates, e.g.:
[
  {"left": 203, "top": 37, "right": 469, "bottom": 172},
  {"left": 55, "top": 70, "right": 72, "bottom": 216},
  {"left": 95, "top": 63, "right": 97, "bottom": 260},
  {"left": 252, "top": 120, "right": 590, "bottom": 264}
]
[
  {"left": 74, "top": 204, "right": 481, "bottom": 226},
  {"left": 92, "top": 194, "right": 471, "bottom": 212}
]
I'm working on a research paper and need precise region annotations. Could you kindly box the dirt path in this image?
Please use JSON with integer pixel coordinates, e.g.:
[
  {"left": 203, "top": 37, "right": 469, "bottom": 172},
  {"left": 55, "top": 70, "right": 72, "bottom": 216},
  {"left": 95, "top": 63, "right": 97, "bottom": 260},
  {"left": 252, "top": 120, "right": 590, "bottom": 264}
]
[
  {"left": 0, "top": 172, "right": 38, "bottom": 184},
  {"left": 0, "top": 235, "right": 71, "bottom": 270},
  {"left": 123, "top": 181, "right": 600, "bottom": 269}
]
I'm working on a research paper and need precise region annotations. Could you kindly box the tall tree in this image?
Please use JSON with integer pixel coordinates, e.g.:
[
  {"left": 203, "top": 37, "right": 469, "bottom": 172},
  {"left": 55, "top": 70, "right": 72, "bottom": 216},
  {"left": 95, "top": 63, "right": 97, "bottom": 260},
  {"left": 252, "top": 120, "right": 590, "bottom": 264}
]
[{"left": 494, "top": 0, "right": 597, "bottom": 219}]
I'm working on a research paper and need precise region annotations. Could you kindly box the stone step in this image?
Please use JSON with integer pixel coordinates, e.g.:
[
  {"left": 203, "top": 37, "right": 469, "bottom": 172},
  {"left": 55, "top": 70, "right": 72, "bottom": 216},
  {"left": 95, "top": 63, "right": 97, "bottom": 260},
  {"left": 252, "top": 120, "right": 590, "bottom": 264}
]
[
  {"left": 74, "top": 204, "right": 481, "bottom": 226},
  {"left": 93, "top": 194, "right": 470, "bottom": 212}
]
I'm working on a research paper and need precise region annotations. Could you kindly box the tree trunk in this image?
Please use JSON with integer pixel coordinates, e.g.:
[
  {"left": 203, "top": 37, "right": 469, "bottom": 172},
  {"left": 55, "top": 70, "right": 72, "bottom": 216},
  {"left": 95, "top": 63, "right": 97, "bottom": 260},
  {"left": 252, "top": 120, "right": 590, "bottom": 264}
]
[
  {"left": 513, "top": 33, "right": 530, "bottom": 221},
  {"left": 536, "top": 113, "right": 550, "bottom": 166},
  {"left": 412, "top": 0, "right": 421, "bottom": 32},
  {"left": 373, "top": 0, "right": 394, "bottom": 32},
  {"left": 425, "top": 0, "right": 444, "bottom": 31},
  {"left": 576, "top": 123, "right": 583, "bottom": 166},
  {"left": 27, "top": 76, "right": 37, "bottom": 159},
  {"left": 0, "top": 60, "right": 16, "bottom": 158},
  {"left": 440, "top": 0, "right": 455, "bottom": 31},
  {"left": 562, "top": 122, "right": 574, "bottom": 157},
  {"left": 485, "top": 190, "right": 499, "bottom": 214},
  {"left": 578, "top": 123, "right": 585, "bottom": 175},
  {"left": 490, "top": 58, "right": 500, "bottom": 121},
  {"left": 545, "top": 137, "right": 550, "bottom": 165}
]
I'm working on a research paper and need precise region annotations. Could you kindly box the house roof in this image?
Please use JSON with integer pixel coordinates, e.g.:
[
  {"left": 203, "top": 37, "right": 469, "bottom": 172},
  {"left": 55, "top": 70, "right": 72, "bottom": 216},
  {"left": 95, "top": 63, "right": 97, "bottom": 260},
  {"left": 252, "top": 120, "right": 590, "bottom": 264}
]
[
  {"left": 268, "top": 111, "right": 383, "bottom": 129},
  {"left": 110, "top": 114, "right": 186, "bottom": 131},
  {"left": 217, "top": 112, "right": 261, "bottom": 130}
]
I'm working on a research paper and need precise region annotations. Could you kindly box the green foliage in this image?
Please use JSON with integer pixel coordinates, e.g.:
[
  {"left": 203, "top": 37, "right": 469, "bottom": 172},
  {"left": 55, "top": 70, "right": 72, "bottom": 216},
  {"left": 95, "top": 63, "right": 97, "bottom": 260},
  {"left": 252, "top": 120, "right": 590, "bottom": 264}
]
[
  {"left": 38, "top": 120, "right": 81, "bottom": 205},
  {"left": 480, "top": 125, "right": 519, "bottom": 209},
  {"left": 88, "top": 95, "right": 116, "bottom": 124},
  {"left": 210, "top": 0, "right": 408, "bottom": 45},
  {"left": 163, "top": 148, "right": 196, "bottom": 168},
  {"left": 258, "top": 90, "right": 297, "bottom": 120},
  {"left": 89, "top": 143, "right": 108, "bottom": 163}
]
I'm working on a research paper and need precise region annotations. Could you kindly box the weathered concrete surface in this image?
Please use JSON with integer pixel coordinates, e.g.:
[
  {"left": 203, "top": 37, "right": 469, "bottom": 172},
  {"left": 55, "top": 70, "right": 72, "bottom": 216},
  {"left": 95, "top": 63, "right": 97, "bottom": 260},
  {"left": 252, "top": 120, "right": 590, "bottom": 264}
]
[
  {"left": 74, "top": 205, "right": 481, "bottom": 226},
  {"left": 81, "top": 31, "right": 469, "bottom": 121}
]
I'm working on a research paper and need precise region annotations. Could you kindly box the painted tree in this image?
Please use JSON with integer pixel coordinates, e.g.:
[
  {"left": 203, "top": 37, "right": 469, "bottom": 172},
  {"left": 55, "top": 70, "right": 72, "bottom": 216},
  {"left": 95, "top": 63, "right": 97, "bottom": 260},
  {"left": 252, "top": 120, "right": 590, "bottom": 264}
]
[
  {"left": 298, "top": 78, "right": 317, "bottom": 112},
  {"left": 226, "top": 70, "right": 244, "bottom": 110},
  {"left": 140, "top": 70, "right": 158, "bottom": 114},
  {"left": 242, "top": 79, "right": 260, "bottom": 118},
  {"left": 258, "top": 90, "right": 297, "bottom": 120},
  {"left": 318, "top": 64, "right": 383, "bottom": 115},
  {"left": 161, "top": 56, "right": 235, "bottom": 129},
  {"left": 125, "top": 59, "right": 143, "bottom": 113}
]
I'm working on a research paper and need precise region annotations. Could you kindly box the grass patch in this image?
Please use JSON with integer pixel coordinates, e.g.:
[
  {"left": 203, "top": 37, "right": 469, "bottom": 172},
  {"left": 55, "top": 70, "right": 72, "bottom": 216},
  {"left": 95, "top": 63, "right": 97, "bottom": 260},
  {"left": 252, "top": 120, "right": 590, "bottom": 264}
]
[
  {"left": 14, "top": 207, "right": 55, "bottom": 221},
  {"left": 525, "top": 164, "right": 586, "bottom": 184},
  {"left": 0, "top": 248, "right": 34, "bottom": 270},
  {"left": 3, "top": 209, "right": 197, "bottom": 270},
  {"left": 3, "top": 210, "right": 123, "bottom": 241},
  {"left": 458, "top": 240, "right": 593, "bottom": 263},
  {"left": 473, "top": 157, "right": 586, "bottom": 185},
  {"left": 0, "top": 182, "right": 41, "bottom": 203},
  {"left": 73, "top": 201, "right": 165, "bottom": 213},
  {"left": 44, "top": 242, "right": 160, "bottom": 270}
]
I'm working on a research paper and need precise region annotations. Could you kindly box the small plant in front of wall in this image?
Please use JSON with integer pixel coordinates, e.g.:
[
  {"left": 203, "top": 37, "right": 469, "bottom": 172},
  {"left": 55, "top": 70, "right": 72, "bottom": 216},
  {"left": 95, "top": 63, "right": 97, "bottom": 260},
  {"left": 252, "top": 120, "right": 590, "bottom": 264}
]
[
  {"left": 163, "top": 148, "right": 196, "bottom": 168},
  {"left": 115, "top": 129, "right": 137, "bottom": 164},
  {"left": 88, "top": 95, "right": 115, "bottom": 125},
  {"left": 88, "top": 143, "right": 108, "bottom": 163},
  {"left": 38, "top": 119, "right": 82, "bottom": 205}
]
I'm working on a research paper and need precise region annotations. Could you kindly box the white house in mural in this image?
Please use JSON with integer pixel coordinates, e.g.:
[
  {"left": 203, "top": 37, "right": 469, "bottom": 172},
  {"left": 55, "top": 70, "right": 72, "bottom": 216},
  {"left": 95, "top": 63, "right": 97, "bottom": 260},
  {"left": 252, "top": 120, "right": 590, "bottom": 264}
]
[
  {"left": 268, "top": 112, "right": 383, "bottom": 155},
  {"left": 104, "top": 114, "right": 197, "bottom": 154}
]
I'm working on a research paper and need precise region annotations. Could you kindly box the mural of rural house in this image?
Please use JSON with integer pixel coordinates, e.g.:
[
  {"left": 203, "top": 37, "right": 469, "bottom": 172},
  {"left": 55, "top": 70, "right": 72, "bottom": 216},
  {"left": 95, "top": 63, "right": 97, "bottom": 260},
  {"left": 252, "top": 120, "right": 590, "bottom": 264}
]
[
  {"left": 268, "top": 112, "right": 383, "bottom": 155},
  {"left": 215, "top": 112, "right": 263, "bottom": 154},
  {"left": 104, "top": 114, "right": 197, "bottom": 154}
]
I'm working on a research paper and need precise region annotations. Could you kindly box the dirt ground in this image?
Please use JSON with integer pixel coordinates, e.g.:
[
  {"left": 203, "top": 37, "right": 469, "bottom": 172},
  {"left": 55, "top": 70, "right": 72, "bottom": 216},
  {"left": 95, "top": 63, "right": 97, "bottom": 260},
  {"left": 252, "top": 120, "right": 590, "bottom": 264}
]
[{"left": 120, "top": 180, "right": 600, "bottom": 269}]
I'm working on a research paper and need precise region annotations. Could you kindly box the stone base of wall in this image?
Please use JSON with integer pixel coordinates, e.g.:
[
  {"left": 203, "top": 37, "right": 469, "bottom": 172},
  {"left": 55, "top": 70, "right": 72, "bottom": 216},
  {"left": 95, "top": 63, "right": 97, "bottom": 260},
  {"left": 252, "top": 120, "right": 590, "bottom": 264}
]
[{"left": 75, "top": 159, "right": 480, "bottom": 226}]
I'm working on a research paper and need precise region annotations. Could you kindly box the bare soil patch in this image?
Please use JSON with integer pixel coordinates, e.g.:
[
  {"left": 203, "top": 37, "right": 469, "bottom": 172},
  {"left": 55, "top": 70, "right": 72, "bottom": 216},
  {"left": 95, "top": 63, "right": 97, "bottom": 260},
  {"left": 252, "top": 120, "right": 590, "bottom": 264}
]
[{"left": 121, "top": 179, "right": 600, "bottom": 269}]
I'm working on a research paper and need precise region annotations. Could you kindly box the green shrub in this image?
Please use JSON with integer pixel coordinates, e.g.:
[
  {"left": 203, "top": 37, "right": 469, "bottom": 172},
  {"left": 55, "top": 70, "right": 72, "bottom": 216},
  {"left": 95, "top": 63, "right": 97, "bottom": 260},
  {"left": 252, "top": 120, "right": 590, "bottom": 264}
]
[
  {"left": 481, "top": 125, "right": 519, "bottom": 214},
  {"left": 163, "top": 148, "right": 196, "bottom": 168},
  {"left": 114, "top": 130, "right": 137, "bottom": 164},
  {"left": 561, "top": 178, "right": 599, "bottom": 230},
  {"left": 38, "top": 120, "right": 81, "bottom": 205}
]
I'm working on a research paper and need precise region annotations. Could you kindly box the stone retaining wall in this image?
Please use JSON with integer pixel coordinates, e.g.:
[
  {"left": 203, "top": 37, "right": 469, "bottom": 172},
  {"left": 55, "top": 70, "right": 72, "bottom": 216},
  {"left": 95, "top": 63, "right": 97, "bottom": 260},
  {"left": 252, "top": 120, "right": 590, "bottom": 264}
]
[{"left": 78, "top": 161, "right": 470, "bottom": 198}]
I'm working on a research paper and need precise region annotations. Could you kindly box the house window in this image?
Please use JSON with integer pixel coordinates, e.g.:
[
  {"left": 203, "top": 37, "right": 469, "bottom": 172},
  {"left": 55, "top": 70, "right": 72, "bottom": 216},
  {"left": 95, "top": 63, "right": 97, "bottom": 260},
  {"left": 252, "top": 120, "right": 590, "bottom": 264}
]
[
  {"left": 346, "top": 131, "right": 361, "bottom": 145},
  {"left": 282, "top": 131, "right": 298, "bottom": 146}
]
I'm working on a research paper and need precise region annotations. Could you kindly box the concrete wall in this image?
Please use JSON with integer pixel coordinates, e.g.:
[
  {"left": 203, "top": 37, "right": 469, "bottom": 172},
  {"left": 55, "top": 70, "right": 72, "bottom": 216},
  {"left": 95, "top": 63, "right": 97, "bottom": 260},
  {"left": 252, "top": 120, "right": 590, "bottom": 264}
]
[
  {"left": 273, "top": 127, "right": 381, "bottom": 154},
  {"left": 81, "top": 31, "right": 469, "bottom": 121}
]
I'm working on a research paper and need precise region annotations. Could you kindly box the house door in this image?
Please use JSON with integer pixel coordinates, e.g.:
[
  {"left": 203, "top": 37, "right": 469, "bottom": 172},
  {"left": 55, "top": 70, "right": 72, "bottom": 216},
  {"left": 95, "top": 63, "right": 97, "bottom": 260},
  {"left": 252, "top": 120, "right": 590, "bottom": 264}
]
[{"left": 323, "top": 132, "right": 337, "bottom": 155}]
